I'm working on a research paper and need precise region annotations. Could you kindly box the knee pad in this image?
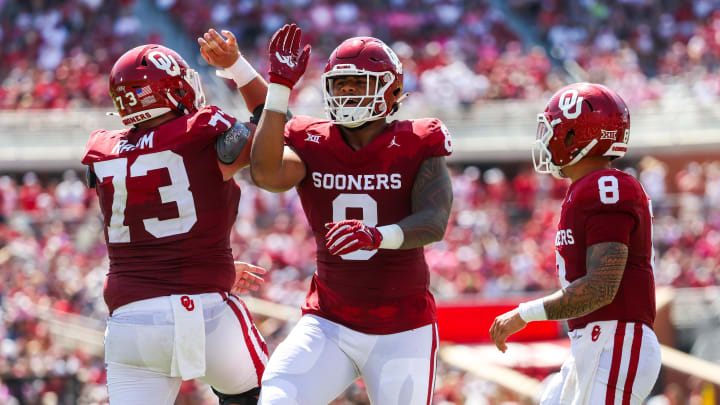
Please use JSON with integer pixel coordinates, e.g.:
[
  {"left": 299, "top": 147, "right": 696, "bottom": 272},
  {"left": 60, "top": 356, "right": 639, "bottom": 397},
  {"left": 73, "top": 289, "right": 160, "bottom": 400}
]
[{"left": 212, "top": 386, "right": 260, "bottom": 405}]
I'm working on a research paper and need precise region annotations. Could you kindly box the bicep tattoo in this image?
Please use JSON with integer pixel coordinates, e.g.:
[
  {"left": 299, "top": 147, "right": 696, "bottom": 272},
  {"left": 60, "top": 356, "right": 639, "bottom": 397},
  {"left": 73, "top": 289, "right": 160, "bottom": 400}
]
[
  {"left": 544, "top": 242, "right": 628, "bottom": 320},
  {"left": 397, "top": 156, "right": 453, "bottom": 249}
]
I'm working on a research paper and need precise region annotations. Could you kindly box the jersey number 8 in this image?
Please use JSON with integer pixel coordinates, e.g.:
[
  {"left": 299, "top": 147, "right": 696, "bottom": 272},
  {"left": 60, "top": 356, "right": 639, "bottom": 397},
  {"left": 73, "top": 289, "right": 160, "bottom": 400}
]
[
  {"left": 598, "top": 175, "right": 619, "bottom": 204},
  {"left": 332, "top": 193, "right": 378, "bottom": 260}
]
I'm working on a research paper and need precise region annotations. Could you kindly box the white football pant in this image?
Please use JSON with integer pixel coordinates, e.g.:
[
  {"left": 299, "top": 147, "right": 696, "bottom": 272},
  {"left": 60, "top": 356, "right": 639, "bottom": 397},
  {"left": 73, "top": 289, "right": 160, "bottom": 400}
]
[
  {"left": 259, "top": 315, "right": 439, "bottom": 405},
  {"left": 105, "top": 293, "right": 267, "bottom": 405},
  {"left": 541, "top": 320, "right": 661, "bottom": 405}
]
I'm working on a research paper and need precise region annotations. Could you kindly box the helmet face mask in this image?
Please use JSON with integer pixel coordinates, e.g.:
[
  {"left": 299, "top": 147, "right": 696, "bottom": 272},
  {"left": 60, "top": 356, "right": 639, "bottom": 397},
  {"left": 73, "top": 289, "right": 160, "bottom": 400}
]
[
  {"left": 532, "top": 113, "right": 561, "bottom": 178},
  {"left": 532, "top": 83, "right": 631, "bottom": 179},
  {"left": 176, "top": 67, "right": 205, "bottom": 112},
  {"left": 323, "top": 68, "right": 394, "bottom": 127},
  {"left": 322, "top": 37, "right": 403, "bottom": 128},
  {"left": 109, "top": 45, "right": 206, "bottom": 126}
]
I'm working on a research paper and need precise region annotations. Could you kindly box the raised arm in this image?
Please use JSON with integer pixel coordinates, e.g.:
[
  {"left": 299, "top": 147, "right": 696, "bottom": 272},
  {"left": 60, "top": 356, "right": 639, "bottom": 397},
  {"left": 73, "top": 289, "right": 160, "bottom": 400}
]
[
  {"left": 249, "top": 24, "right": 310, "bottom": 192},
  {"left": 199, "top": 28, "right": 308, "bottom": 186},
  {"left": 199, "top": 29, "right": 267, "bottom": 118},
  {"left": 250, "top": 108, "right": 306, "bottom": 192},
  {"left": 198, "top": 29, "right": 266, "bottom": 181}
]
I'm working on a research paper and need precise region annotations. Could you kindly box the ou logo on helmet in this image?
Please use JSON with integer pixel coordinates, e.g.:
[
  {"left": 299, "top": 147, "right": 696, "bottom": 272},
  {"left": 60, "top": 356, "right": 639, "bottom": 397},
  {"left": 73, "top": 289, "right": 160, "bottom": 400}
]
[
  {"left": 558, "top": 89, "right": 583, "bottom": 119},
  {"left": 148, "top": 51, "right": 181, "bottom": 77}
]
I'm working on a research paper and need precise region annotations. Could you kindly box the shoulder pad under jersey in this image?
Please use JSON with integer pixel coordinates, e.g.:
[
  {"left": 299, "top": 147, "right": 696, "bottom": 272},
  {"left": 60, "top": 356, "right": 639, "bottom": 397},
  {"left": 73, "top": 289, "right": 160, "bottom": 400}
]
[{"left": 216, "top": 121, "right": 253, "bottom": 164}]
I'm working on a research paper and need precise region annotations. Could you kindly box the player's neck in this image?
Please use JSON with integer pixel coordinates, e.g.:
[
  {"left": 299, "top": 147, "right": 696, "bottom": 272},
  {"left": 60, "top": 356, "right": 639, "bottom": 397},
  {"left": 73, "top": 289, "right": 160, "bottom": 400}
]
[
  {"left": 135, "top": 111, "right": 182, "bottom": 129},
  {"left": 337, "top": 119, "right": 388, "bottom": 150},
  {"left": 563, "top": 156, "right": 612, "bottom": 183}
]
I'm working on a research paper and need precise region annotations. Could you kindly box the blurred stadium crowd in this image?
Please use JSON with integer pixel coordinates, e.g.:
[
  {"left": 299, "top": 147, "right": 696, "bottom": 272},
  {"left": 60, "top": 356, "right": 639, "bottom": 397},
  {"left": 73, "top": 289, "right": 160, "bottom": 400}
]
[
  {"left": 2, "top": 0, "right": 720, "bottom": 110},
  {"left": 1, "top": 157, "right": 720, "bottom": 403},
  {"left": 2, "top": 0, "right": 720, "bottom": 403}
]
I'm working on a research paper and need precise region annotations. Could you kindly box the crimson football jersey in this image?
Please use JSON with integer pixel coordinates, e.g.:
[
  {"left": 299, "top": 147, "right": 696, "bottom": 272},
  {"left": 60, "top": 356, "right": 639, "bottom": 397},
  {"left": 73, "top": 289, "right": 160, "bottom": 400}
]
[
  {"left": 284, "top": 116, "right": 453, "bottom": 334},
  {"left": 556, "top": 169, "right": 655, "bottom": 330},
  {"left": 82, "top": 106, "right": 240, "bottom": 313}
]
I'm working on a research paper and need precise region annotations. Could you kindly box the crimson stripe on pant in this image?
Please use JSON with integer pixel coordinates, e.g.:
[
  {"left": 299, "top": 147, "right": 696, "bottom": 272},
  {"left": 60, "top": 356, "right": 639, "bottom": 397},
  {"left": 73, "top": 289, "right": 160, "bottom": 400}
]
[
  {"left": 606, "top": 321, "right": 627, "bottom": 404},
  {"left": 622, "top": 323, "right": 644, "bottom": 405},
  {"left": 426, "top": 323, "right": 438, "bottom": 405},
  {"left": 228, "top": 295, "right": 269, "bottom": 364},
  {"left": 226, "top": 297, "right": 265, "bottom": 386},
  {"left": 232, "top": 294, "right": 269, "bottom": 357}
]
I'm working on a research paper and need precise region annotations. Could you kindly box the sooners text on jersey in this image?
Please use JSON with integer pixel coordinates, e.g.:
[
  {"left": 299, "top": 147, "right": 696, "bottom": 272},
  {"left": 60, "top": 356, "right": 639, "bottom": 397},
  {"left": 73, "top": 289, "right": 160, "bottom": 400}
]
[
  {"left": 285, "top": 116, "right": 452, "bottom": 334},
  {"left": 556, "top": 169, "right": 655, "bottom": 330},
  {"left": 82, "top": 106, "right": 240, "bottom": 312}
]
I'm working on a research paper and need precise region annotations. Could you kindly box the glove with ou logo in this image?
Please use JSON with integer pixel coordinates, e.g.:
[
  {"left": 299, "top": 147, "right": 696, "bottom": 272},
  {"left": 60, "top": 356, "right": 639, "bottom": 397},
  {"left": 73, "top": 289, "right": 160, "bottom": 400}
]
[
  {"left": 325, "top": 220, "right": 383, "bottom": 255},
  {"left": 268, "top": 23, "right": 311, "bottom": 89}
]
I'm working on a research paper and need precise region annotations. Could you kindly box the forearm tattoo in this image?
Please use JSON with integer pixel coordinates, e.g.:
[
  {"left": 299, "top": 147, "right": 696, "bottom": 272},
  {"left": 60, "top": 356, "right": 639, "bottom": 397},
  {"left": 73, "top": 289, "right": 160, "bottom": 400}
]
[
  {"left": 544, "top": 242, "right": 628, "bottom": 320},
  {"left": 397, "top": 156, "right": 453, "bottom": 249}
]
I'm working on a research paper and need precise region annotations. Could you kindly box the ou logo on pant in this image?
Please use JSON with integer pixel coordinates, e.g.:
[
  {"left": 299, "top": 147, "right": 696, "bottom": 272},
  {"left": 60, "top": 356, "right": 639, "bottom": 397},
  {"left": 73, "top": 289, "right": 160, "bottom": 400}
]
[
  {"left": 558, "top": 89, "right": 584, "bottom": 119},
  {"left": 181, "top": 295, "right": 195, "bottom": 311}
]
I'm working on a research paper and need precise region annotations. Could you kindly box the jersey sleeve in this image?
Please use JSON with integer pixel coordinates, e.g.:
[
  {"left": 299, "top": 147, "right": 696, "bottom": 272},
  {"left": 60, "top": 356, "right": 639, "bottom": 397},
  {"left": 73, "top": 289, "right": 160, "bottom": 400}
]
[
  {"left": 580, "top": 173, "right": 645, "bottom": 246},
  {"left": 413, "top": 118, "right": 453, "bottom": 159},
  {"left": 187, "top": 106, "right": 238, "bottom": 141},
  {"left": 81, "top": 129, "right": 113, "bottom": 165},
  {"left": 283, "top": 115, "right": 317, "bottom": 149},
  {"left": 585, "top": 212, "right": 635, "bottom": 246}
]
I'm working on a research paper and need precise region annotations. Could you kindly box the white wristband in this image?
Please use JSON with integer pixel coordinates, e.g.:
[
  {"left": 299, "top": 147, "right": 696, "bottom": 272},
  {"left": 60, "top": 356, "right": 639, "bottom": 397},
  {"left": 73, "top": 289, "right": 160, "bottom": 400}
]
[
  {"left": 265, "top": 83, "right": 291, "bottom": 113},
  {"left": 216, "top": 54, "right": 258, "bottom": 88},
  {"left": 518, "top": 298, "right": 547, "bottom": 322},
  {"left": 378, "top": 224, "right": 404, "bottom": 249}
]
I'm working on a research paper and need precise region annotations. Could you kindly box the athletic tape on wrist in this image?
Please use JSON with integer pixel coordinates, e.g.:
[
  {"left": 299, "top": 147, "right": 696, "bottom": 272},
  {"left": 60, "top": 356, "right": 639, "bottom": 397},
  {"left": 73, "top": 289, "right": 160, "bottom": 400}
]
[
  {"left": 378, "top": 224, "right": 404, "bottom": 249},
  {"left": 265, "top": 83, "right": 291, "bottom": 113},
  {"left": 216, "top": 54, "right": 258, "bottom": 88},
  {"left": 518, "top": 298, "right": 548, "bottom": 322}
]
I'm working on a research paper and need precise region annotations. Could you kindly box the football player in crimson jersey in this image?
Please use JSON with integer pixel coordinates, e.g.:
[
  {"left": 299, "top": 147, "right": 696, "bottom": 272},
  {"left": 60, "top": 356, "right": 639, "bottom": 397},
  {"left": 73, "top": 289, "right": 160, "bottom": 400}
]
[
  {"left": 201, "top": 24, "right": 453, "bottom": 404},
  {"left": 490, "top": 83, "right": 661, "bottom": 404},
  {"left": 82, "top": 43, "right": 270, "bottom": 405}
]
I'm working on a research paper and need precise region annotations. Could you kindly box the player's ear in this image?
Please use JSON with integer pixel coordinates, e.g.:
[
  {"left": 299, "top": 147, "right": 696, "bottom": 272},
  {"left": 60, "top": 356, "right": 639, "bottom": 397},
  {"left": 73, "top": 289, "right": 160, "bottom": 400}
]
[{"left": 564, "top": 130, "right": 575, "bottom": 148}]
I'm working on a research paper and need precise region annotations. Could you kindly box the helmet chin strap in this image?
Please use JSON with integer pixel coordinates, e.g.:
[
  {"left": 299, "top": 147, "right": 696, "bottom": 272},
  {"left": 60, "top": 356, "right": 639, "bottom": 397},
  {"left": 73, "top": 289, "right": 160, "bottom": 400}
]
[
  {"left": 565, "top": 139, "right": 598, "bottom": 167},
  {"left": 550, "top": 139, "right": 600, "bottom": 179},
  {"left": 390, "top": 93, "right": 409, "bottom": 115},
  {"left": 338, "top": 114, "right": 386, "bottom": 130},
  {"left": 340, "top": 120, "right": 373, "bottom": 130},
  {"left": 165, "top": 90, "right": 189, "bottom": 114},
  {"left": 550, "top": 164, "right": 567, "bottom": 179}
]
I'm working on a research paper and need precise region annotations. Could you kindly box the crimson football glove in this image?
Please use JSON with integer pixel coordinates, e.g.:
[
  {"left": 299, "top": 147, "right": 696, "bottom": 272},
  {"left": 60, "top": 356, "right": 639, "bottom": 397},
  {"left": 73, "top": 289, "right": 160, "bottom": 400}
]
[
  {"left": 268, "top": 24, "right": 311, "bottom": 89},
  {"left": 325, "top": 220, "right": 383, "bottom": 256}
]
